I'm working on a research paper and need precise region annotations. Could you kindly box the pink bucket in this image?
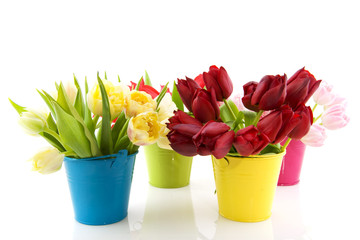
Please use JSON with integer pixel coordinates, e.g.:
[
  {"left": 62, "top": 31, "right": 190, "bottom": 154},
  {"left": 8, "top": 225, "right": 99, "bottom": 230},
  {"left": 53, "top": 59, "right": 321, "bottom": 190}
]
[{"left": 278, "top": 139, "right": 306, "bottom": 186}]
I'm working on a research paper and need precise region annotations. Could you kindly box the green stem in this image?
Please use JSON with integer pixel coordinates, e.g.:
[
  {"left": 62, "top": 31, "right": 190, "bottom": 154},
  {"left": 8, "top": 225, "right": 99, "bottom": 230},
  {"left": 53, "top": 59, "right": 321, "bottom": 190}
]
[
  {"left": 281, "top": 138, "right": 292, "bottom": 152},
  {"left": 312, "top": 103, "right": 318, "bottom": 112},
  {"left": 253, "top": 110, "right": 264, "bottom": 127},
  {"left": 223, "top": 99, "right": 237, "bottom": 120},
  {"left": 314, "top": 113, "right": 322, "bottom": 123}
]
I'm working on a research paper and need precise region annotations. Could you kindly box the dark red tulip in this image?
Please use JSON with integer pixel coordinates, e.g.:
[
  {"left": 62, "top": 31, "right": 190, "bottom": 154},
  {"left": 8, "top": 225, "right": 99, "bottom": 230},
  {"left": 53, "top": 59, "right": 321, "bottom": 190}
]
[
  {"left": 257, "top": 105, "right": 300, "bottom": 144},
  {"left": 203, "top": 65, "right": 233, "bottom": 101},
  {"left": 192, "top": 121, "right": 235, "bottom": 159},
  {"left": 192, "top": 88, "right": 220, "bottom": 123},
  {"left": 176, "top": 77, "right": 201, "bottom": 112},
  {"left": 285, "top": 67, "right": 321, "bottom": 109},
  {"left": 233, "top": 126, "right": 270, "bottom": 156},
  {"left": 167, "top": 110, "right": 203, "bottom": 157},
  {"left": 287, "top": 104, "right": 313, "bottom": 139},
  {"left": 242, "top": 81, "right": 259, "bottom": 112},
  {"left": 250, "top": 74, "right": 287, "bottom": 110}
]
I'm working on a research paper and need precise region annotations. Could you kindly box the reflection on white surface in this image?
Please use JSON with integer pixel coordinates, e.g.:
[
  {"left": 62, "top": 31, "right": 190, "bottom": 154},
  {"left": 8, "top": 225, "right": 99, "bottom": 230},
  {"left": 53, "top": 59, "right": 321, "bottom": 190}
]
[
  {"left": 135, "top": 185, "right": 198, "bottom": 240},
  {"left": 212, "top": 217, "right": 274, "bottom": 240},
  {"left": 272, "top": 185, "right": 308, "bottom": 240},
  {"left": 72, "top": 218, "right": 131, "bottom": 240}
]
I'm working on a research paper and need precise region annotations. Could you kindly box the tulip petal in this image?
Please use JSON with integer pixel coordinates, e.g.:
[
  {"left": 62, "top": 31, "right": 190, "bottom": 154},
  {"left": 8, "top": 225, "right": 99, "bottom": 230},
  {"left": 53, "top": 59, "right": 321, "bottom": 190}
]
[
  {"left": 203, "top": 71, "right": 222, "bottom": 101},
  {"left": 172, "top": 124, "right": 202, "bottom": 137},
  {"left": 217, "top": 67, "right": 233, "bottom": 99},
  {"left": 212, "top": 130, "right": 235, "bottom": 159}
]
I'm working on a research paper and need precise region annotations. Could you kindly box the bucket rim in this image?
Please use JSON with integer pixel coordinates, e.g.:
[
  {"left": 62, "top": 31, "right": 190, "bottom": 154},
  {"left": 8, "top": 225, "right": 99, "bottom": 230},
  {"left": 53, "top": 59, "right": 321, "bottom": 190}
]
[{"left": 64, "top": 149, "right": 138, "bottom": 162}]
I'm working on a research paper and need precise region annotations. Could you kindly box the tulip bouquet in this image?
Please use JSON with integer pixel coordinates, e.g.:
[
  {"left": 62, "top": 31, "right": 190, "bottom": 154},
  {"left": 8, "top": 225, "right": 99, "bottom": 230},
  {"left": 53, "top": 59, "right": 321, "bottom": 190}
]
[
  {"left": 9, "top": 73, "right": 174, "bottom": 174},
  {"left": 167, "top": 65, "right": 322, "bottom": 159},
  {"left": 300, "top": 81, "right": 349, "bottom": 147}
]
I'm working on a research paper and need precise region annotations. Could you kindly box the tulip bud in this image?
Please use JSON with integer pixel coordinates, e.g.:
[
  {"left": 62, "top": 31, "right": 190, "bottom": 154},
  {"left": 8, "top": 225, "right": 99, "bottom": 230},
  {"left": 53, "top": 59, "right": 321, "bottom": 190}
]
[
  {"left": 192, "top": 121, "right": 235, "bottom": 159},
  {"left": 203, "top": 65, "right": 233, "bottom": 101},
  {"left": 167, "top": 110, "right": 203, "bottom": 156},
  {"left": 287, "top": 104, "right": 313, "bottom": 139},
  {"left": 285, "top": 67, "right": 322, "bottom": 109},
  {"left": 249, "top": 74, "right": 287, "bottom": 111},
  {"left": 192, "top": 88, "right": 220, "bottom": 123},
  {"left": 242, "top": 81, "right": 259, "bottom": 112},
  {"left": 321, "top": 104, "right": 350, "bottom": 130},
  {"left": 30, "top": 147, "right": 64, "bottom": 174},
  {"left": 312, "top": 81, "right": 336, "bottom": 106},
  {"left": 257, "top": 105, "right": 299, "bottom": 144},
  {"left": 124, "top": 90, "right": 157, "bottom": 118},
  {"left": 18, "top": 109, "right": 48, "bottom": 135},
  {"left": 176, "top": 77, "right": 201, "bottom": 112},
  {"left": 301, "top": 124, "right": 327, "bottom": 147},
  {"left": 128, "top": 111, "right": 162, "bottom": 146},
  {"left": 233, "top": 126, "right": 270, "bottom": 156}
]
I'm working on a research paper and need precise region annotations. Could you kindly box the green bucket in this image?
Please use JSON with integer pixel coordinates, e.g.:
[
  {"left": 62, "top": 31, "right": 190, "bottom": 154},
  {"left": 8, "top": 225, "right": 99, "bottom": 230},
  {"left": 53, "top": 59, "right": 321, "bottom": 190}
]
[{"left": 144, "top": 144, "right": 193, "bottom": 188}]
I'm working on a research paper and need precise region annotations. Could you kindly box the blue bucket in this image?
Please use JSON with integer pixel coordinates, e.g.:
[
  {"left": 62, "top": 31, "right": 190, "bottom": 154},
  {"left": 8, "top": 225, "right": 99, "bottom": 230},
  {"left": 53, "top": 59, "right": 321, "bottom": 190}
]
[{"left": 64, "top": 150, "right": 137, "bottom": 225}]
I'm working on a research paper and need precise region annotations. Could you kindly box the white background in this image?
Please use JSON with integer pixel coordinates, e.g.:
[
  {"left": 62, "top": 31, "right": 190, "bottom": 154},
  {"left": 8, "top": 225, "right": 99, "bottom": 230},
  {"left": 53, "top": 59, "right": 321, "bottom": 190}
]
[{"left": 1, "top": 0, "right": 359, "bottom": 239}]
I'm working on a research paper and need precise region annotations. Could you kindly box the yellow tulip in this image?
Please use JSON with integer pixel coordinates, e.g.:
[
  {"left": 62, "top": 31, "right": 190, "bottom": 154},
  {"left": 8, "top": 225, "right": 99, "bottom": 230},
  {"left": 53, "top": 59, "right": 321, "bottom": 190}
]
[
  {"left": 18, "top": 109, "right": 48, "bottom": 136},
  {"left": 124, "top": 91, "right": 156, "bottom": 118},
  {"left": 156, "top": 123, "right": 172, "bottom": 150},
  {"left": 87, "top": 80, "right": 130, "bottom": 119},
  {"left": 30, "top": 147, "right": 64, "bottom": 174},
  {"left": 127, "top": 111, "right": 162, "bottom": 146},
  {"left": 157, "top": 93, "right": 177, "bottom": 122}
]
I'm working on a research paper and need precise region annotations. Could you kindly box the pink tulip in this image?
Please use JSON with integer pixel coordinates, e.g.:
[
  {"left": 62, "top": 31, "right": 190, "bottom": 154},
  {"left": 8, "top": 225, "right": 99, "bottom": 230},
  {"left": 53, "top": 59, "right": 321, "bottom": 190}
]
[
  {"left": 301, "top": 124, "right": 327, "bottom": 147},
  {"left": 230, "top": 93, "right": 246, "bottom": 111},
  {"left": 312, "top": 81, "right": 336, "bottom": 106},
  {"left": 325, "top": 94, "right": 347, "bottom": 108},
  {"left": 321, "top": 104, "right": 350, "bottom": 130}
]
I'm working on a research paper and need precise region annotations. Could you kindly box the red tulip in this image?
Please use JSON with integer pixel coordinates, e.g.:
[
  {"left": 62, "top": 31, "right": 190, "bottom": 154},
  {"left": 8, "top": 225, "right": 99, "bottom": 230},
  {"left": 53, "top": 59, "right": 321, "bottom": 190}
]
[
  {"left": 194, "top": 73, "right": 205, "bottom": 88},
  {"left": 233, "top": 126, "right": 270, "bottom": 156},
  {"left": 257, "top": 105, "right": 300, "bottom": 144},
  {"left": 242, "top": 81, "right": 259, "bottom": 112},
  {"left": 193, "top": 121, "right": 235, "bottom": 159},
  {"left": 176, "top": 77, "right": 201, "bottom": 112},
  {"left": 129, "top": 78, "right": 160, "bottom": 99},
  {"left": 167, "top": 110, "right": 203, "bottom": 156},
  {"left": 203, "top": 65, "right": 233, "bottom": 101},
  {"left": 192, "top": 88, "right": 220, "bottom": 123},
  {"left": 285, "top": 67, "right": 321, "bottom": 109},
  {"left": 287, "top": 104, "right": 313, "bottom": 139},
  {"left": 249, "top": 74, "right": 287, "bottom": 110}
]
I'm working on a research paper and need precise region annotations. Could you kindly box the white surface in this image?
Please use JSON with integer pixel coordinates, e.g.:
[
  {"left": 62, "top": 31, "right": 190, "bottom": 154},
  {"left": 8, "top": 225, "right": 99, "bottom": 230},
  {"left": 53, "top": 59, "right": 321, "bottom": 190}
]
[{"left": 1, "top": 0, "right": 360, "bottom": 239}]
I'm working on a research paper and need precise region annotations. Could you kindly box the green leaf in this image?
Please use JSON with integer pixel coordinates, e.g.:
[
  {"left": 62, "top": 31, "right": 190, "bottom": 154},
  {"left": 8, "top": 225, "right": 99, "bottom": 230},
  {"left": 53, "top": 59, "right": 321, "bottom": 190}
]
[
  {"left": 97, "top": 76, "right": 113, "bottom": 155},
  {"left": 117, "top": 75, "right": 121, "bottom": 82},
  {"left": 144, "top": 70, "right": 152, "bottom": 86},
  {"left": 135, "top": 77, "right": 143, "bottom": 91},
  {"left": 39, "top": 131, "right": 66, "bottom": 152},
  {"left": 114, "top": 135, "right": 130, "bottom": 153},
  {"left": 53, "top": 102, "right": 92, "bottom": 158},
  {"left": 243, "top": 111, "right": 257, "bottom": 127},
  {"left": 220, "top": 100, "right": 239, "bottom": 122},
  {"left": 260, "top": 143, "right": 281, "bottom": 155},
  {"left": 232, "top": 111, "right": 245, "bottom": 131},
  {"left": 37, "top": 90, "right": 56, "bottom": 118},
  {"left": 73, "top": 74, "right": 85, "bottom": 118},
  {"left": 84, "top": 77, "right": 95, "bottom": 132},
  {"left": 104, "top": 71, "right": 108, "bottom": 80},
  {"left": 114, "top": 118, "right": 130, "bottom": 152},
  {"left": 9, "top": 99, "right": 26, "bottom": 115},
  {"left": 111, "top": 111, "right": 126, "bottom": 144},
  {"left": 56, "top": 82, "right": 101, "bottom": 157},
  {"left": 156, "top": 82, "right": 169, "bottom": 109},
  {"left": 46, "top": 114, "right": 58, "bottom": 133},
  {"left": 171, "top": 81, "right": 184, "bottom": 111}
]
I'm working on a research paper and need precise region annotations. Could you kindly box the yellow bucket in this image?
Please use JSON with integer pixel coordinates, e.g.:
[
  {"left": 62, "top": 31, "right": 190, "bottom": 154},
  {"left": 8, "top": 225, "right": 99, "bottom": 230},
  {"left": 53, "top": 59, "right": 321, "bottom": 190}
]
[{"left": 212, "top": 152, "right": 285, "bottom": 222}]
